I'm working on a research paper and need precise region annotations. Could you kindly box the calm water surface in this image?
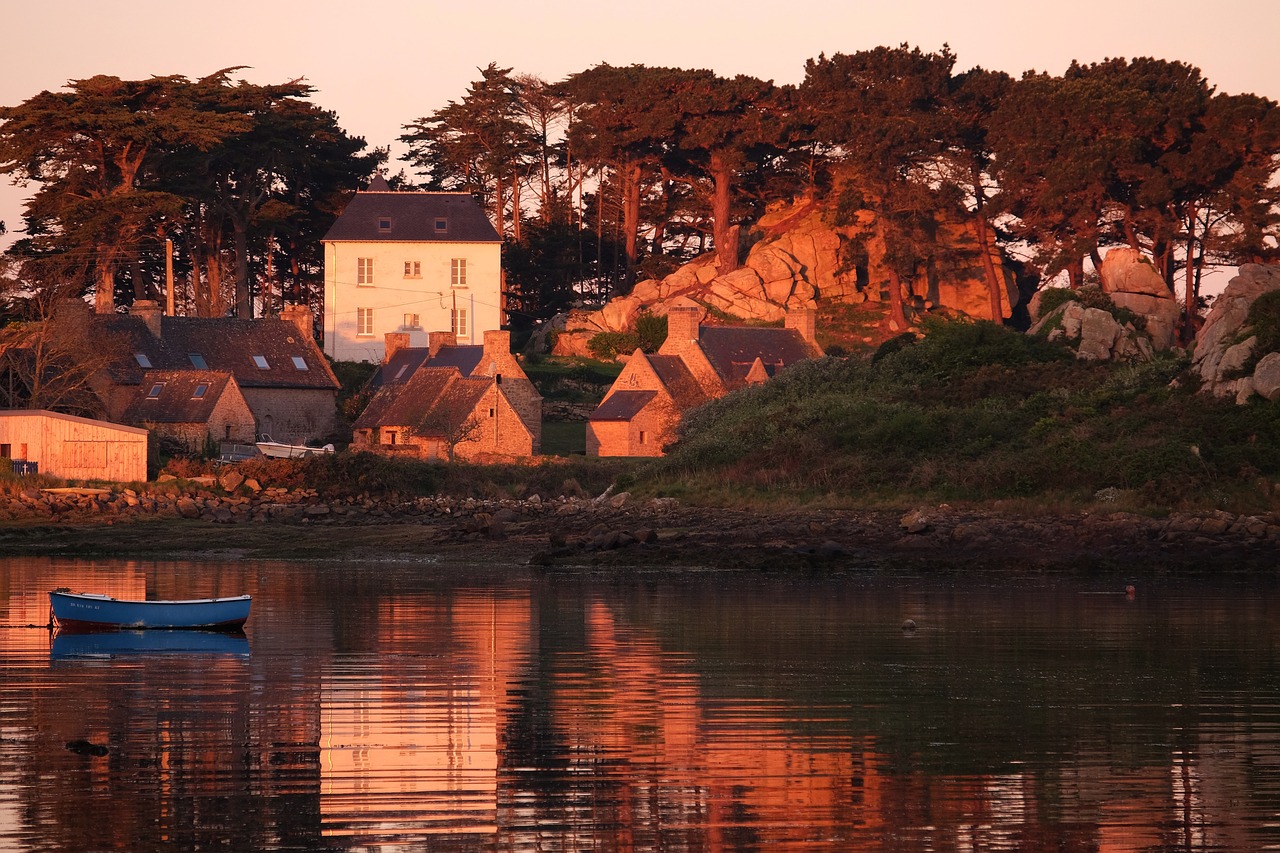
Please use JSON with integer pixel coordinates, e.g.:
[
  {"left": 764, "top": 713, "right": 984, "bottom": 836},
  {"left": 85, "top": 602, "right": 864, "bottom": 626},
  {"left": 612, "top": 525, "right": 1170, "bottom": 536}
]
[{"left": 0, "top": 556, "right": 1278, "bottom": 851}]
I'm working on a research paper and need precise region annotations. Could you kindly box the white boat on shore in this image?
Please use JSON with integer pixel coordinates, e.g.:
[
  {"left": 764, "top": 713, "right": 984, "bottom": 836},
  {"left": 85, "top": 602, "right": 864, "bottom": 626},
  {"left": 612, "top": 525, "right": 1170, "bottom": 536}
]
[{"left": 255, "top": 435, "right": 335, "bottom": 459}]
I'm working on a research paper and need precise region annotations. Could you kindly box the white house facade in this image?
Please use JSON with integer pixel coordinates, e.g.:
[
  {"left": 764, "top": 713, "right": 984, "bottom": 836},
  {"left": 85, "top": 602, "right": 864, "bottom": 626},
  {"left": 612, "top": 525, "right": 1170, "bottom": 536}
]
[{"left": 322, "top": 177, "right": 503, "bottom": 363}]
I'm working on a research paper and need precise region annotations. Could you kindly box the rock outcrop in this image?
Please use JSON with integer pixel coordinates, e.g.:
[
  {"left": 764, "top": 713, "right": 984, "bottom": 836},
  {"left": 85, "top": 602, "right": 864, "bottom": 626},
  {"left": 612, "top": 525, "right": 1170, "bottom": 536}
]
[
  {"left": 1028, "top": 295, "right": 1154, "bottom": 362},
  {"left": 550, "top": 197, "right": 1020, "bottom": 356},
  {"left": 1026, "top": 248, "right": 1186, "bottom": 361},
  {"left": 1098, "top": 247, "right": 1181, "bottom": 350},
  {"left": 1191, "top": 263, "right": 1280, "bottom": 401}
]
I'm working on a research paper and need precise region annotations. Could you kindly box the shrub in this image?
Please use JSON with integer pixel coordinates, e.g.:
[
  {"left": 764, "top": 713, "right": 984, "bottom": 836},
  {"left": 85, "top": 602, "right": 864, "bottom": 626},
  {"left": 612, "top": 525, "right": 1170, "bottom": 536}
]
[
  {"left": 587, "top": 331, "right": 640, "bottom": 361},
  {"left": 634, "top": 312, "right": 668, "bottom": 352},
  {"left": 1034, "top": 286, "right": 1144, "bottom": 331},
  {"left": 1035, "top": 287, "right": 1078, "bottom": 319}
]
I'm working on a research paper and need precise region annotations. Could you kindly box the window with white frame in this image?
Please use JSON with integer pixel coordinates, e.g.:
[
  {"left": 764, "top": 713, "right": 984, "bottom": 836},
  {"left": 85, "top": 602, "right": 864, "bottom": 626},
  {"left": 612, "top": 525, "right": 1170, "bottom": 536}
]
[
  {"left": 357, "top": 307, "right": 374, "bottom": 336},
  {"left": 403, "top": 313, "right": 420, "bottom": 329},
  {"left": 452, "top": 307, "right": 468, "bottom": 338},
  {"left": 252, "top": 355, "right": 270, "bottom": 369},
  {"left": 403, "top": 260, "right": 420, "bottom": 278},
  {"left": 450, "top": 258, "right": 467, "bottom": 287},
  {"left": 357, "top": 257, "right": 374, "bottom": 286}
]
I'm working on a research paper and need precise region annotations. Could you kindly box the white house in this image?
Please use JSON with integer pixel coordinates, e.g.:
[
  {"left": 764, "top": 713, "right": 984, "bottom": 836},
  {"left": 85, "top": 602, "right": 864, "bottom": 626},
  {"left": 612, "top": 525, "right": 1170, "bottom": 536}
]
[{"left": 322, "top": 176, "right": 503, "bottom": 363}]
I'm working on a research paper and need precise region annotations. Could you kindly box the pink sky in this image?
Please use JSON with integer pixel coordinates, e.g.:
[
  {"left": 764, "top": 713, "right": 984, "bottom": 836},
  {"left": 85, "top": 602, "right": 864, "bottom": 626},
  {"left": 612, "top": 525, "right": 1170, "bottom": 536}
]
[{"left": 3, "top": 0, "right": 1277, "bottom": 279}]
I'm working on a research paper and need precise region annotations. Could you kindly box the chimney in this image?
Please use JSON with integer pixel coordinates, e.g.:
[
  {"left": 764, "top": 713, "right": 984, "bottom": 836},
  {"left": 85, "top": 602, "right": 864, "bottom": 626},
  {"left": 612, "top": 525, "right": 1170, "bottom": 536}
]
[
  {"left": 280, "top": 303, "right": 314, "bottom": 341},
  {"left": 428, "top": 330, "right": 457, "bottom": 357},
  {"left": 383, "top": 332, "right": 410, "bottom": 364},
  {"left": 131, "top": 299, "right": 163, "bottom": 338},
  {"left": 663, "top": 304, "right": 704, "bottom": 355},
  {"left": 482, "top": 329, "right": 510, "bottom": 361},
  {"left": 785, "top": 307, "right": 817, "bottom": 349}
]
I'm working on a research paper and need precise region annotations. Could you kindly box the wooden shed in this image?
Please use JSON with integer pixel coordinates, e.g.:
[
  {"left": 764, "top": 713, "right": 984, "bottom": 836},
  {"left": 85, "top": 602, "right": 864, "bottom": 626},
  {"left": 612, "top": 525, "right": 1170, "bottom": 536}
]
[{"left": 0, "top": 409, "right": 148, "bottom": 483}]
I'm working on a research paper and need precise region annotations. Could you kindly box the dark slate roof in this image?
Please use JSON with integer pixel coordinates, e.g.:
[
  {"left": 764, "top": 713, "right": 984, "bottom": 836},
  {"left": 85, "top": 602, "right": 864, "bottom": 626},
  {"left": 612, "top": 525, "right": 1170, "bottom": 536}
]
[
  {"left": 647, "top": 355, "right": 708, "bottom": 411},
  {"left": 427, "top": 345, "right": 484, "bottom": 376},
  {"left": 354, "top": 367, "right": 460, "bottom": 430},
  {"left": 121, "top": 370, "right": 237, "bottom": 424},
  {"left": 322, "top": 191, "right": 501, "bottom": 243},
  {"left": 100, "top": 315, "right": 339, "bottom": 392},
  {"left": 698, "top": 327, "right": 816, "bottom": 390},
  {"left": 367, "top": 344, "right": 485, "bottom": 389},
  {"left": 368, "top": 348, "right": 433, "bottom": 389},
  {"left": 590, "top": 390, "right": 658, "bottom": 421}
]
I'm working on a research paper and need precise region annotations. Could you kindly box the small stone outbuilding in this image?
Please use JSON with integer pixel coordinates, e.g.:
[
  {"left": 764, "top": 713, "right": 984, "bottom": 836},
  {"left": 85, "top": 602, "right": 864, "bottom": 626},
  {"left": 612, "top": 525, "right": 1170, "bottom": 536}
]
[{"left": 588, "top": 301, "right": 822, "bottom": 457}]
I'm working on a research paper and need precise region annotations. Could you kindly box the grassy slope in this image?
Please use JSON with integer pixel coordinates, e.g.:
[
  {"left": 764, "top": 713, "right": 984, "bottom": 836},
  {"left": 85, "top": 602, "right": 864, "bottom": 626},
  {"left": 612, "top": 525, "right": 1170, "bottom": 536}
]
[{"left": 627, "top": 318, "right": 1280, "bottom": 515}]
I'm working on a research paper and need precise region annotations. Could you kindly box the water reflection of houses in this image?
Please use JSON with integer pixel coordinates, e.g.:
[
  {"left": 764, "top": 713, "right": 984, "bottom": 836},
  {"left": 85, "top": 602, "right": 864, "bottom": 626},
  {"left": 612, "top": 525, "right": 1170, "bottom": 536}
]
[
  {"left": 318, "top": 590, "right": 532, "bottom": 841},
  {"left": 523, "top": 598, "right": 874, "bottom": 847}
]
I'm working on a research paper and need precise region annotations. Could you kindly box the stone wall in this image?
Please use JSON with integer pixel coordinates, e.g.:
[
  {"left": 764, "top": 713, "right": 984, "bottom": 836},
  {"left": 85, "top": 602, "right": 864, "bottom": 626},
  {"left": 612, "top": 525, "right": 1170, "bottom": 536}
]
[{"left": 241, "top": 388, "right": 337, "bottom": 443}]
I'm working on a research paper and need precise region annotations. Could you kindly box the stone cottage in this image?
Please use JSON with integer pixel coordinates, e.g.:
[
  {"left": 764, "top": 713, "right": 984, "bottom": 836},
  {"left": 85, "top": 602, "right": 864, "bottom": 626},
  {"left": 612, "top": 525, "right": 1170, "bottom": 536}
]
[
  {"left": 75, "top": 299, "right": 341, "bottom": 446},
  {"left": 351, "top": 329, "right": 542, "bottom": 460},
  {"left": 588, "top": 301, "right": 822, "bottom": 457},
  {"left": 120, "top": 370, "right": 256, "bottom": 454}
]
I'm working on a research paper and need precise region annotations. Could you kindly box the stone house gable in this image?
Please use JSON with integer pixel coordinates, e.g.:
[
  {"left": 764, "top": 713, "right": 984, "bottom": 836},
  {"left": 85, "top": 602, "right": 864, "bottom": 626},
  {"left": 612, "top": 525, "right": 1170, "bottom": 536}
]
[
  {"left": 587, "top": 352, "right": 705, "bottom": 457},
  {"left": 361, "top": 329, "right": 541, "bottom": 455},
  {"left": 587, "top": 304, "right": 821, "bottom": 457},
  {"left": 122, "top": 370, "right": 255, "bottom": 453},
  {"left": 352, "top": 366, "right": 535, "bottom": 460}
]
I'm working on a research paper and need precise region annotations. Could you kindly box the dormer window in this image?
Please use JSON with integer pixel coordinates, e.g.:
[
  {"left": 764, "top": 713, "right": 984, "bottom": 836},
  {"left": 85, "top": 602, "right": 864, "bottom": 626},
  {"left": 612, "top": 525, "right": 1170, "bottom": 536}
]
[
  {"left": 378, "top": 217, "right": 392, "bottom": 233},
  {"left": 252, "top": 355, "right": 270, "bottom": 369},
  {"left": 188, "top": 353, "right": 207, "bottom": 369},
  {"left": 146, "top": 384, "right": 163, "bottom": 399},
  {"left": 291, "top": 356, "right": 308, "bottom": 370},
  {"left": 192, "top": 384, "right": 208, "bottom": 399},
  {"left": 434, "top": 217, "right": 448, "bottom": 233},
  {"left": 134, "top": 353, "right": 152, "bottom": 368}
]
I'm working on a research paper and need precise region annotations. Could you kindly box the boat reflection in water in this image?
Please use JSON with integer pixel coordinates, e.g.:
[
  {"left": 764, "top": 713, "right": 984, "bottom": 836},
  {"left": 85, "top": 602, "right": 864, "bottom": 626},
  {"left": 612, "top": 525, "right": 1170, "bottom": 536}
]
[{"left": 51, "top": 628, "right": 250, "bottom": 660}]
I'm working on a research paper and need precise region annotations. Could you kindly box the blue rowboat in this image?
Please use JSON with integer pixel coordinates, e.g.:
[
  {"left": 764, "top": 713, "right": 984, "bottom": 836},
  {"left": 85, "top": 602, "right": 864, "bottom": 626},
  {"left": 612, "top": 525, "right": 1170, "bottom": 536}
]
[{"left": 49, "top": 589, "right": 251, "bottom": 631}]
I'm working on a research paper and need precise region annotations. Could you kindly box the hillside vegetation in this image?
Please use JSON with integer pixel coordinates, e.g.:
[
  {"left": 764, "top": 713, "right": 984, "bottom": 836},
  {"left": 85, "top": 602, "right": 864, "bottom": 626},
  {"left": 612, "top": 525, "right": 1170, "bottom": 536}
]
[{"left": 627, "top": 318, "right": 1280, "bottom": 513}]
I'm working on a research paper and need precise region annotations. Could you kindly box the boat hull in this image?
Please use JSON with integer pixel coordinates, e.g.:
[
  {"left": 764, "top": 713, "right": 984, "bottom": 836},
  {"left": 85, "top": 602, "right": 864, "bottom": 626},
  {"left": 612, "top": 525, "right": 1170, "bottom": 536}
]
[
  {"left": 50, "top": 591, "right": 251, "bottom": 631},
  {"left": 255, "top": 436, "right": 334, "bottom": 458}
]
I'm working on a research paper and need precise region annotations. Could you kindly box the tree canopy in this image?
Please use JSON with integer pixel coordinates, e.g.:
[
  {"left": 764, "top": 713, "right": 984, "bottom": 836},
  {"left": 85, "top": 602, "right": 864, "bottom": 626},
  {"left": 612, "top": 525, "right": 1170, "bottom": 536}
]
[
  {"left": 3, "top": 50, "right": 1277, "bottom": 339},
  {"left": 0, "top": 69, "right": 376, "bottom": 320}
]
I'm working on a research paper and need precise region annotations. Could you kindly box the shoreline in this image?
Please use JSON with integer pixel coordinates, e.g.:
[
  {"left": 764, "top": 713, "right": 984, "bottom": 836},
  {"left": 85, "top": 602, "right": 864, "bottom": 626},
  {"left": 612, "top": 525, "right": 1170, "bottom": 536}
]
[{"left": 3, "top": 492, "right": 1278, "bottom": 574}]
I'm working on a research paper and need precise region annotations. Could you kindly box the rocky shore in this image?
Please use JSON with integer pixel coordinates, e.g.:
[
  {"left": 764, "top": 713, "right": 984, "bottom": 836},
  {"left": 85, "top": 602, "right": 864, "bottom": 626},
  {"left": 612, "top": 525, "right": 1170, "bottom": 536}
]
[{"left": 0, "top": 472, "right": 1277, "bottom": 573}]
